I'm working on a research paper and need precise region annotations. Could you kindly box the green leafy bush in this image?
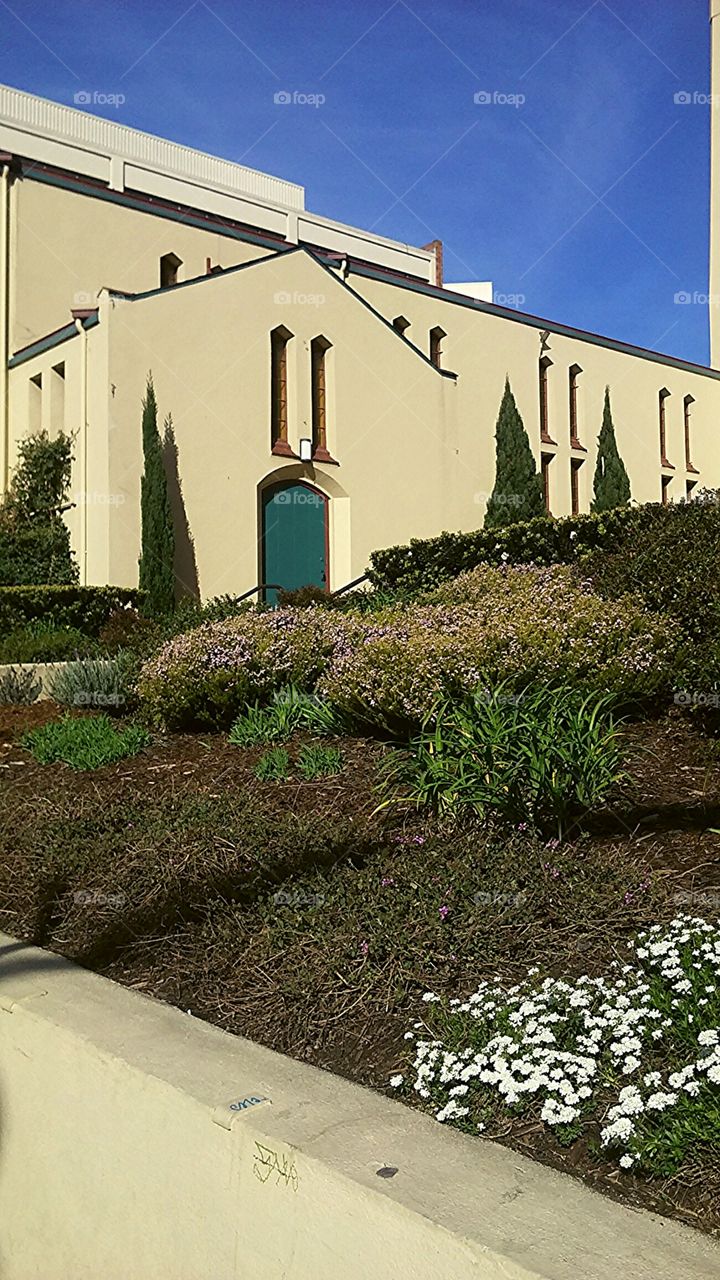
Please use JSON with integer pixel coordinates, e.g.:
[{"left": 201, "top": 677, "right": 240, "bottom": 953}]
[
  {"left": 0, "top": 623, "right": 98, "bottom": 664},
  {"left": 0, "top": 522, "right": 77, "bottom": 586},
  {"left": 367, "top": 501, "right": 720, "bottom": 595},
  {"left": 380, "top": 683, "right": 626, "bottom": 834},
  {"left": 48, "top": 657, "right": 132, "bottom": 711},
  {"left": 22, "top": 714, "right": 149, "bottom": 770},
  {"left": 98, "top": 607, "right": 157, "bottom": 654},
  {"left": 0, "top": 429, "right": 77, "bottom": 585},
  {"left": 276, "top": 584, "right": 336, "bottom": 608},
  {"left": 0, "top": 665, "right": 42, "bottom": 704},
  {"left": 581, "top": 498, "right": 720, "bottom": 643},
  {"left": 0, "top": 585, "right": 143, "bottom": 636}
]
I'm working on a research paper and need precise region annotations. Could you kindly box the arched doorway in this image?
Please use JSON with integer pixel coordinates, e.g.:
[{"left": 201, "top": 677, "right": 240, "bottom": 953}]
[{"left": 261, "top": 480, "right": 329, "bottom": 603}]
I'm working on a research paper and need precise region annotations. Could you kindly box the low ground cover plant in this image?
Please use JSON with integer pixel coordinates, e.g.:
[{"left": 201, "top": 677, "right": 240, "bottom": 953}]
[
  {"left": 22, "top": 713, "right": 149, "bottom": 770},
  {"left": 391, "top": 917, "right": 720, "bottom": 1180},
  {"left": 380, "top": 684, "right": 626, "bottom": 834}
]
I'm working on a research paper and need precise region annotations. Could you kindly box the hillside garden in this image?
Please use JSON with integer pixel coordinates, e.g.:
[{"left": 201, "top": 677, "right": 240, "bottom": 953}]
[{"left": 1, "top": 423, "right": 720, "bottom": 1234}]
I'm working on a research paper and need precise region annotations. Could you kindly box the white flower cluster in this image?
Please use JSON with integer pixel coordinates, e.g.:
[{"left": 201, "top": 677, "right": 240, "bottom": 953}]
[{"left": 392, "top": 917, "right": 720, "bottom": 1170}]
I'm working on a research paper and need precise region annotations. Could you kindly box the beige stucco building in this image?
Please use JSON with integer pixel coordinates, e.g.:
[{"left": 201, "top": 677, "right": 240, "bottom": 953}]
[{"left": 2, "top": 18, "right": 720, "bottom": 598}]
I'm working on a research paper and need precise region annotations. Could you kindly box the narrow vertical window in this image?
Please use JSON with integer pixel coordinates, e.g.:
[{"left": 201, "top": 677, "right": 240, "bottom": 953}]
[
  {"left": 570, "top": 458, "right": 583, "bottom": 517},
  {"left": 429, "top": 326, "right": 446, "bottom": 369},
  {"left": 310, "top": 336, "right": 333, "bottom": 462},
  {"left": 661, "top": 474, "right": 672, "bottom": 506},
  {"left": 28, "top": 372, "right": 42, "bottom": 434},
  {"left": 541, "top": 452, "right": 553, "bottom": 513},
  {"left": 686, "top": 478, "right": 697, "bottom": 501},
  {"left": 569, "top": 364, "right": 582, "bottom": 446},
  {"left": 50, "top": 362, "right": 65, "bottom": 435},
  {"left": 393, "top": 315, "right": 410, "bottom": 336},
  {"left": 683, "top": 394, "right": 698, "bottom": 474},
  {"left": 270, "top": 325, "right": 293, "bottom": 456},
  {"left": 659, "top": 388, "right": 672, "bottom": 466},
  {"left": 539, "top": 356, "right": 554, "bottom": 443},
  {"left": 160, "top": 252, "right": 182, "bottom": 288}
]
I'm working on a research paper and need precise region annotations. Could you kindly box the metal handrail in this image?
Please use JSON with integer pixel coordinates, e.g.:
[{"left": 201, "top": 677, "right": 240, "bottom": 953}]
[
  {"left": 231, "top": 573, "right": 370, "bottom": 606},
  {"left": 331, "top": 573, "right": 369, "bottom": 597},
  {"left": 232, "top": 583, "right": 285, "bottom": 603}
]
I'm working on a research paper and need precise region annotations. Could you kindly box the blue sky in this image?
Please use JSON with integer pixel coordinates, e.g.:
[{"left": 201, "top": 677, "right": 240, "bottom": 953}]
[{"left": 2, "top": 0, "right": 714, "bottom": 363}]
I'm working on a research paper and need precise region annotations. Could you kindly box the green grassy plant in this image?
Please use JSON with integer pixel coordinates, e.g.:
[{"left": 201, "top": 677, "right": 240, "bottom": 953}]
[
  {"left": 22, "top": 714, "right": 149, "bottom": 770},
  {"left": 254, "top": 747, "right": 291, "bottom": 781},
  {"left": 380, "top": 683, "right": 627, "bottom": 835},
  {"left": 297, "top": 744, "right": 343, "bottom": 779}
]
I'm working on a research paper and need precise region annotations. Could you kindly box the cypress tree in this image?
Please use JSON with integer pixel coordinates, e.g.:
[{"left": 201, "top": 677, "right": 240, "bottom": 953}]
[
  {"left": 138, "top": 376, "right": 175, "bottom": 614},
  {"left": 484, "top": 376, "right": 545, "bottom": 529},
  {"left": 591, "top": 387, "right": 631, "bottom": 512}
]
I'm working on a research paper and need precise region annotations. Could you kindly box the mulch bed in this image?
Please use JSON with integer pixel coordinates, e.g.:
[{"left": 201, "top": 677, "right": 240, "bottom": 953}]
[{"left": 1, "top": 701, "right": 720, "bottom": 1237}]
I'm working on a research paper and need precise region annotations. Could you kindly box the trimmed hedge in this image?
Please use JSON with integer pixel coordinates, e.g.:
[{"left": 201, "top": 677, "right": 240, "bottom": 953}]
[
  {"left": 0, "top": 586, "right": 144, "bottom": 637},
  {"left": 367, "top": 503, "right": 717, "bottom": 594},
  {"left": 0, "top": 522, "right": 77, "bottom": 586}
]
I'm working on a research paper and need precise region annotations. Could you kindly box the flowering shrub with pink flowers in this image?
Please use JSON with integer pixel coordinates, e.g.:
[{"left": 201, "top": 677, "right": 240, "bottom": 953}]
[
  {"left": 138, "top": 565, "right": 681, "bottom": 730},
  {"left": 137, "top": 607, "right": 367, "bottom": 727},
  {"left": 319, "top": 566, "right": 680, "bottom": 731}
]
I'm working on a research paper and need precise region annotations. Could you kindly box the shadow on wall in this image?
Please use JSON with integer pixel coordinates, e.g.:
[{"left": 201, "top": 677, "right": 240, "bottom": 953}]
[{"left": 163, "top": 417, "right": 199, "bottom": 602}]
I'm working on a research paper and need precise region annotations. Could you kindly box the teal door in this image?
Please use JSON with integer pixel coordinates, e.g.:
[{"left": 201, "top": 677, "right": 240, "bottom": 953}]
[{"left": 261, "top": 481, "right": 328, "bottom": 603}]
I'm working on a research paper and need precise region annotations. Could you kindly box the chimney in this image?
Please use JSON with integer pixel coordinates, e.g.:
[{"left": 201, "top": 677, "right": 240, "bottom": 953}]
[{"left": 421, "top": 239, "right": 443, "bottom": 287}]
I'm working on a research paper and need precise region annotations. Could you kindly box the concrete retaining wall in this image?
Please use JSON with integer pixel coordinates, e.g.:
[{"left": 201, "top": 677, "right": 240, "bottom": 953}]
[
  {"left": 0, "top": 660, "right": 66, "bottom": 699},
  {"left": 0, "top": 933, "right": 718, "bottom": 1280},
  {"left": 0, "top": 659, "right": 115, "bottom": 701}
]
